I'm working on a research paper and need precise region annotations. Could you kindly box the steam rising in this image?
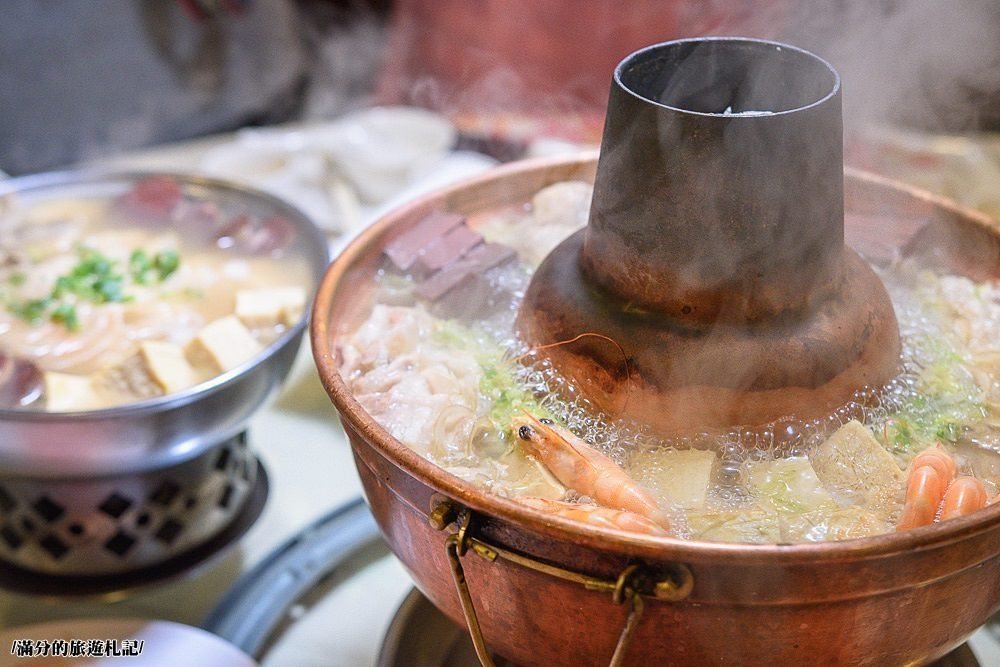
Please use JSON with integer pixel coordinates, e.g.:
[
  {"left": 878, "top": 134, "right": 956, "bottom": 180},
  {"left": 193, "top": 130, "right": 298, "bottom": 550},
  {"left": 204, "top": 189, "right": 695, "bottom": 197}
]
[
  {"left": 784, "top": 0, "right": 1000, "bottom": 133},
  {"left": 367, "top": 1, "right": 998, "bottom": 136}
]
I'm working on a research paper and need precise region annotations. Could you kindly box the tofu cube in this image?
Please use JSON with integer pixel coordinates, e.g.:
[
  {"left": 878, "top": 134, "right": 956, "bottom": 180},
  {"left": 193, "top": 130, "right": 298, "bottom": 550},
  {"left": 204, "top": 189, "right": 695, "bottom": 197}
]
[
  {"left": 808, "top": 420, "right": 905, "bottom": 517},
  {"left": 235, "top": 287, "right": 306, "bottom": 328},
  {"left": 744, "top": 457, "right": 837, "bottom": 514},
  {"left": 188, "top": 316, "right": 263, "bottom": 372},
  {"left": 44, "top": 372, "right": 100, "bottom": 412},
  {"left": 781, "top": 506, "right": 892, "bottom": 543},
  {"left": 686, "top": 509, "right": 782, "bottom": 543},
  {"left": 140, "top": 341, "right": 200, "bottom": 393},
  {"left": 629, "top": 448, "right": 717, "bottom": 510}
]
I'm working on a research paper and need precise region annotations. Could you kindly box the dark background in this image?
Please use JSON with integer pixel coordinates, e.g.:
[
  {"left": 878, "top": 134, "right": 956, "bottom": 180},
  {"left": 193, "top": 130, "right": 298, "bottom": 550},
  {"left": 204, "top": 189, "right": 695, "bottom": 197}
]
[{"left": 1, "top": 0, "right": 997, "bottom": 175}]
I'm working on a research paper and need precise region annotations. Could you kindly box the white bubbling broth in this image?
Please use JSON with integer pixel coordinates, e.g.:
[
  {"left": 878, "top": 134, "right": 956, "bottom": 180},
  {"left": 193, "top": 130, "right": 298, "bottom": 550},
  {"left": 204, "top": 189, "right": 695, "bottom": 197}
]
[{"left": 339, "top": 181, "right": 1000, "bottom": 543}]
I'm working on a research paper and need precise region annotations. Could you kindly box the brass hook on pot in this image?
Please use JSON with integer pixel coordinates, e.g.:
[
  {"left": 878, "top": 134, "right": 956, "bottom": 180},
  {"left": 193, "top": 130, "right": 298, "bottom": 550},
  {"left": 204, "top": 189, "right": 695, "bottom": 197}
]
[
  {"left": 608, "top": 563, "right": 645, "bottom": 666},
  {"left": 429, "top": 496, "right": 694, "bottom": 667},
  {"left": 445, "top": 529, "right": 496, "bottom": 667}
]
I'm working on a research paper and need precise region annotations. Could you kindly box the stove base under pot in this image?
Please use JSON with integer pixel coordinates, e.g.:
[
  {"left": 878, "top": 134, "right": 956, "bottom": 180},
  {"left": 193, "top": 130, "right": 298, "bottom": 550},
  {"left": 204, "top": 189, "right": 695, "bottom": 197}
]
[
  {"left": 379, "top": 589, "right": 982, "bottom": 667},
  {"left": 0, "top": 432, "right": 268, "bottom": 595}
]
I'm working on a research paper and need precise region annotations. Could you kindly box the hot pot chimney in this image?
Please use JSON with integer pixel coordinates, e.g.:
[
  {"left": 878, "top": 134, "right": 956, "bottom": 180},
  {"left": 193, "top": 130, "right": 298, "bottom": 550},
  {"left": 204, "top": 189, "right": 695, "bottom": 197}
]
[{"left": 516, "top": 38, "right": 901, "bottom": 435}]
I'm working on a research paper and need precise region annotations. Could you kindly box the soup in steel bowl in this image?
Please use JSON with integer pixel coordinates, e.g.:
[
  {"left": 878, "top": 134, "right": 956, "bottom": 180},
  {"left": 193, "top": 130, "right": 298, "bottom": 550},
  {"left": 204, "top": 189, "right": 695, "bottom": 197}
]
[{"left": 0, "top": 171, "right": 327, "bottom": 579}]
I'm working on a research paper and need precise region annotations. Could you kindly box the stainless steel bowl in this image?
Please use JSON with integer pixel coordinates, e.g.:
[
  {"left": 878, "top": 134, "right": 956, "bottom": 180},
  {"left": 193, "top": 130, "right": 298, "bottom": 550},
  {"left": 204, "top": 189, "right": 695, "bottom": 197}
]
[{"left": 0, "top": 171, "right": 329, "bottom": 577}]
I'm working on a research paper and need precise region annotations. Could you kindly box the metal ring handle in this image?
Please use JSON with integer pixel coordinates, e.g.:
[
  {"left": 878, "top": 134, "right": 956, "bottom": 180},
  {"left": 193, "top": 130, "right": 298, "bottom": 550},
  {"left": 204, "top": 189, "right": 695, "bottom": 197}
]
[
  {"left": 445, "top": 531, "right": 497, "bottom": 667},
  {"left": 430, "top": 497, "right": 693, "bottom": 667}
]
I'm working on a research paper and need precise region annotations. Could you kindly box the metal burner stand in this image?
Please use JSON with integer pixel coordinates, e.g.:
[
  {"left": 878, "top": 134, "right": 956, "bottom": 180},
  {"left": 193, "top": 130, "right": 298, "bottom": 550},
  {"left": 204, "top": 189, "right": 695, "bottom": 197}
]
[{"left": 0, "top": 431, "right": 267, "bottom": 594}]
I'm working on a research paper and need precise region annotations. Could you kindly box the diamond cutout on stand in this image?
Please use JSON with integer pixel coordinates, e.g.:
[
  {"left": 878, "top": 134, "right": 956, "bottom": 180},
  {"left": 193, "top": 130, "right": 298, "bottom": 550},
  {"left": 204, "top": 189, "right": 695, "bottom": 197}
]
[
  {"left": 32, "top": 496, "right": 65, "bottom": 523},
  {"left": 0, "top": 486, "right": 17, "bottom": 513},
  {"left": 0, "top": 526, "right": 22, "bottom": 550},
  {"left": 149, "top": 480, "right": 180, "bottom": 507},
  {"left": 155, "top": 519, "right": 183, "bottom": 545},
  {"left": 104, "top": 530, "right": 137, "bottom": 557},
  {"left": 40, "top": 534, "right": 69, "bottom": 560},
  {"left": 99, "top": 493, "right": 132, "bottom": 518}
]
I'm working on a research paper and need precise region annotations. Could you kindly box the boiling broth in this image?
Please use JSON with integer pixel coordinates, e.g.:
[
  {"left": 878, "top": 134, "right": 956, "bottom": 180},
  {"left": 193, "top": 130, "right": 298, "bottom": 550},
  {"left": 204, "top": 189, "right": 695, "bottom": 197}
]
[
  {"left": 339, "top": 181, "right": 1000, "bottom": 543},
  {"left": 0, "top": 177, "right": 311, "bottom": 411}
]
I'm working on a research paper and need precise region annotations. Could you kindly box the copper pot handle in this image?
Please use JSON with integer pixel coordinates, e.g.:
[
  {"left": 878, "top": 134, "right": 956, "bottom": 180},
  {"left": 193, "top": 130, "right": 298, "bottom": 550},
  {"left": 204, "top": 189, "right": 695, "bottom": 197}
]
[{"left": 429, "top": 497, "right": 694, "bottom": 667}]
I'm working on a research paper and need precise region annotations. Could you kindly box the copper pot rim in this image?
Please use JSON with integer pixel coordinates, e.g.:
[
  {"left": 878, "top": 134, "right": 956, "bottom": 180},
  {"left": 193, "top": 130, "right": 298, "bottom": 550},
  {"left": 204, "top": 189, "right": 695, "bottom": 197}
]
[{"left": 311, "top": 152, "right": 1000, "bottom": 566}]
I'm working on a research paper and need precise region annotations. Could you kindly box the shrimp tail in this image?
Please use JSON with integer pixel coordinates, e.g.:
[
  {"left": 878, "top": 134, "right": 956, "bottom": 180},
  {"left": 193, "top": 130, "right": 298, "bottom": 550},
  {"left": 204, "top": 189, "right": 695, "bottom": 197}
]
[
  {"left": 519, "top": 497, "right": 668, "bottom": 536},
  {"left": 938, "top": 476, "right": 988, "bottom": 521}
]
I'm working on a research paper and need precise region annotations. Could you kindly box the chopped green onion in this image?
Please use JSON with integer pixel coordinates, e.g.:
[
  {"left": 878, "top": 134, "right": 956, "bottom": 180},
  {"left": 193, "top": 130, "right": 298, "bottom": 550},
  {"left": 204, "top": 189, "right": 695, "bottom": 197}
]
[
  {"left": 129, "top": 249, "right": 152, "bottom": 284},
  {"left": 50, "top": 303, "right": 79, "bottom": 331},
  {"left": 6, "top": 245, "right": 181, "bottom": 331},
  {"left": 10, "top": 298, "right": 52, "bottom": 324},
  {"left": 93, "top": 276, "right": 126, "bottom": 303},
  {"left": 52, "top": 275, "right": 74, "bottom": 298},
  {"left": 154, "top": 249, "right": 180, "bottom": 280}
]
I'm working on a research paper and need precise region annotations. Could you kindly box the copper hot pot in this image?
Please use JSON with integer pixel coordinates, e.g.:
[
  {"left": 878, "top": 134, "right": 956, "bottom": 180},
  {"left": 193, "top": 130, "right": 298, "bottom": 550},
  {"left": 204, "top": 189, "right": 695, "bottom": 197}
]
[{"left": 311, "top": 153, "right": 1000, "bottom": 666}]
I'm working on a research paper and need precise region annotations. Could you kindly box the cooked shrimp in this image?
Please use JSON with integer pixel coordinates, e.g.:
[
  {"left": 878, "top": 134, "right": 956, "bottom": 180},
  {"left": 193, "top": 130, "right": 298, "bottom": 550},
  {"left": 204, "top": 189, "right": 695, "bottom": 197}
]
[
  {"left": 512, "top": 412, "right": 667, "bottom": 527},
  {"left": 519, "top": 497, "right": 668, "bottom": 536},
  {"left": 910, "top": 444, "right": 957, "bottom": 483},
  {"left": 897, "top": 445, "right": 992, "bottom": 530},
  {"left": 897, "top": 445, "right": 957, "bottom": 531},
  {"left": 897, "top": 465, "right": 949, "bottom": 531},
  {"left": 938, "top": 476, "right": 988, "bottom": 521}
]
